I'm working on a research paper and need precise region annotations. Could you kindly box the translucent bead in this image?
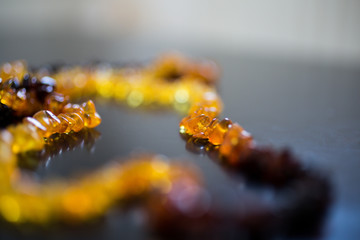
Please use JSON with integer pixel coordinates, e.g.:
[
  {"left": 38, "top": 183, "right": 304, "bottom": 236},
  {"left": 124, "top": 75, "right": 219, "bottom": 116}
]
[
  {"left": 33, "top": 110, "right": 61, "bottom": 137},
  {"left": 185, "top": 114, "right": 211, "bottom": 138},
  {"left": 8, "top": 124, "right": 44, "bottom": 153},
  {"left": 83, "top": 112, "right": 101, "bottom": 128},
  {"left": 63, "top": 103, "right": 85, "bottom": 117},
  {"left": 188, "top": 105, "right": 219, "bottom": 119},
  {"left": 219, "top": 123, "right": 253, "bottom": 165},
  {"left": 208, "top": 118, "right": 233, "bottom": 145},
  {"left": 57, "top": 113, "right": 74, "bottom": 133},
  {"left": 45, "top": 93, "right": 69, "bottom": 115},
  {"left": 23, "top": 117, "right": 47, "bottom": 137},
  {"left": 56, "top": 113, "right": 71, "bottom": 133},
  {"left": 193, "top": 117, "right": 219, "bottom": 139},
  {"left": 81, "top": 100, "right": 96, "bottom": 115},
  {"left": 67, "top": 113, "right": 84, "bottom": 132}
]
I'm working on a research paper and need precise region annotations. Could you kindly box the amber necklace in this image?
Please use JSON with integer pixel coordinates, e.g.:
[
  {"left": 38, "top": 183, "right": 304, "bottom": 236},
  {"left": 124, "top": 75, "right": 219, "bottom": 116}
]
[{"left": 0, "top": 54, "right": 330, "bottom": 237}]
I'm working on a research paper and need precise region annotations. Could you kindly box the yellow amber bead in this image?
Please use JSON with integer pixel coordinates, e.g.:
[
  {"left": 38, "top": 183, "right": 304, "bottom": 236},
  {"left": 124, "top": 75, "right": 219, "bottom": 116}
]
[
  {"left": 33, "top": 110, "right": 61, "bottom": 137},
  {"left": 208, "top": 118, "right": 233, "bottom": 145},
  {"left": 219, "top": 123, "right": 253, "bottom": 165},
  {"left": 8, "top": 124, "right": 44, "bottom": 154}
]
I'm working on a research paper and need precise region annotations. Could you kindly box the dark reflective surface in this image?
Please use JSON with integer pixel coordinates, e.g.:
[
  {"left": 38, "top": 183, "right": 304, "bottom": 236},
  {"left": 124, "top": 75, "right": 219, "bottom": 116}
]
[{"left": 0, "top": 39, "right": 359, "bottom": 239}]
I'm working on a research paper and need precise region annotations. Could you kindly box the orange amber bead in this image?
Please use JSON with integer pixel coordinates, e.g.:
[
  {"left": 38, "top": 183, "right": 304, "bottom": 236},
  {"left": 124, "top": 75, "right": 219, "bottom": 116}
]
[
  {"left": 188, "top": 105, "right": 219, "bottom": 119},
  {"left": 63, "top": 103, "right": 85, "bottom": 117},
  {"left": 33, "top": 110, "right": 61, "bottom": 137},
  {"left": 179, "top": 116, "right": 191, "bottom": 134},
  {"left": 193, "top": 117, "right": 218, "bottom": 139},
  {"left": 80, "top": 100, "right": 101, "bottom": 128},
  {"left": 185, "top": 114, "right": 211, "bottom": 138},
  {"left": 45, "top": 93, "right": 69, "bottom": 115},
  {"left": 83, "top": 112, "right": 101, "bottom": 128},
  {"left": 219, "top": 123, "right": 253, "bottom": 165},
  {"left": 56, "top": 114, "right": 71, "bottom": 133},
  {"left": 81, "top": 100, "right": 96, "bottom": 114},
  {"left": 67, "top": 113, "right": 84, "bottom": 132},
  {"left": 208, "top": 118, "right": 233, "bottom": 145},
  {"left": 57, "top": 113, "right": 74, "bottom": 133}
]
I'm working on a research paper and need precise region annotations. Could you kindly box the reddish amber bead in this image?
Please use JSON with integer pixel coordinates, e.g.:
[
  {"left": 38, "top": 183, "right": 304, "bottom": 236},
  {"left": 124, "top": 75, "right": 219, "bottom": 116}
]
[
  {"left": 219, "top": 123, "right": 253, "bottom": 165},
  {"left": 33, "top": 110, "right": 61, "bottom": 137},
  {"left": 208, "top": 118, "right": 233, "bottom": 145}
]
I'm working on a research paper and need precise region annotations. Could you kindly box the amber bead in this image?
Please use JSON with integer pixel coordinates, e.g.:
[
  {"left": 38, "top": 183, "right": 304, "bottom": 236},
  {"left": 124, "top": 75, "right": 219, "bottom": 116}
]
[
  {"left": 0, "top": 61, "right": 27, "bottom": 81},
  {"left": 45, "top": 93, "right": 69, "bottom": 115},
  {"left": 185, "top": 114, "right": 212, "bottom": 138},
  {"left": 83, "top": 112, "right": 101, "bottom": 128},
  {"left": 219, "top": 123, "right": 253, "bottom": 165},
  {"left": 208, "top": 118, "right": 233, "bottom": 145},
  {"left": 8, "top": 124, "right": 44, "bottom": 153},
  {"left": 67, "top": 113, "right": 84, "bottom": 132},
  {"left": 33, "top": 110, "right": 61, "bottom": 137},
  {"left": 188, "top": 105, "right": 219, "bottom": 119},
  {"left": 63, "top": 103, "right": 85, "bottom": 117},
  {"left": 57, "top": 113, "right": 74, "bottom": 133},
  {"left": 81, "top": 100, "right": 96, "bottom": 115},
  {"left": 23, "top": 117, "right": 47, "bottom": 137},
  {"left": 80, "top": 100, "right": 101, "bottom": 128}
]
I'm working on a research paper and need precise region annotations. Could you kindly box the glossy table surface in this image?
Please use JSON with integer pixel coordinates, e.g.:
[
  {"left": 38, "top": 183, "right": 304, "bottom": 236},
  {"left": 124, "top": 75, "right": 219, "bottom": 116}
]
[{"left": 0, "top": 38, "right": 359, "bottom": 239}]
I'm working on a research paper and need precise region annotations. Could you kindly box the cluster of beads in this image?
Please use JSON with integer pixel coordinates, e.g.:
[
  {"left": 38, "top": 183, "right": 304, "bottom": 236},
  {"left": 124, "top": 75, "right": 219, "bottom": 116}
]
[{"left": 45, "top": 53, "right": 219, "bottom": 113}]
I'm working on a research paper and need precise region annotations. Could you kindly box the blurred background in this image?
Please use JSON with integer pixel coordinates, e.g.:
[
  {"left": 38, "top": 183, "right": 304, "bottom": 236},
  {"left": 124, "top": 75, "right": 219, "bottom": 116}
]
[
  {"left": 0, "top": 0, "right": 359, "bottom": 65},
  {"left": 0, "top": 1, "right": 359, "bottom": 240}
]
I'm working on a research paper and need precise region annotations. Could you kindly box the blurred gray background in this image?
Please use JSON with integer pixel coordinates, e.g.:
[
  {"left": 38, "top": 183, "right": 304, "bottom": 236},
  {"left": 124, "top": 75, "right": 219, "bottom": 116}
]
[{"left": 0, "top": 0, "right": 359, "bottom": 65}]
